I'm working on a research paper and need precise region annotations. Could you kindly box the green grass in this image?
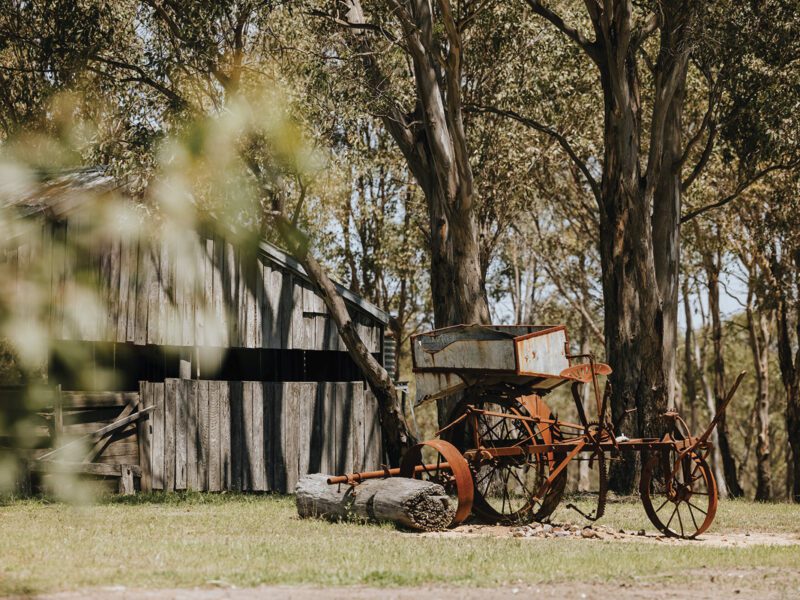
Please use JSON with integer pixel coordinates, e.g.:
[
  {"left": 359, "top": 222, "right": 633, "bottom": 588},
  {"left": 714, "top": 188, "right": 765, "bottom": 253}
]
[{"left": 0, "top": 493, "right": 798, "bottom": 595}]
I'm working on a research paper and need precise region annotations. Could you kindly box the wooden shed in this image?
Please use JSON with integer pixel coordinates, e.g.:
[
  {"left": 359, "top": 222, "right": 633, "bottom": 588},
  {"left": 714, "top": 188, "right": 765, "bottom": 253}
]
[{"left": 3, "top": 170, "right": 386, "bottom": 493}]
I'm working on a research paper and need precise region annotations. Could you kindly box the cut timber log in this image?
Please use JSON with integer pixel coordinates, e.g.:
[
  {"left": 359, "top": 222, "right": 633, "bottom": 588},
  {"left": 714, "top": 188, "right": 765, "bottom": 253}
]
[{"left": 295, "top": 474, "right": 455, "bottom": 531}]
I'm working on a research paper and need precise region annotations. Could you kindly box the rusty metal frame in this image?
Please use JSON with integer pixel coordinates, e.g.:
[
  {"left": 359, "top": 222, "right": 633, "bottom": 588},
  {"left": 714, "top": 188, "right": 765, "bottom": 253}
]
[{"left": 330, "top": 333, "right": 745, "bottom": 538}]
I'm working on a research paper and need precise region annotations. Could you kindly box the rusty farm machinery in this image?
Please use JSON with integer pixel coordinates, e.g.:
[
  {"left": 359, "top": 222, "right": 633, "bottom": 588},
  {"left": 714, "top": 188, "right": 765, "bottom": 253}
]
[{"left": 328, "top": 325, "right": 745, "bottom": 539}]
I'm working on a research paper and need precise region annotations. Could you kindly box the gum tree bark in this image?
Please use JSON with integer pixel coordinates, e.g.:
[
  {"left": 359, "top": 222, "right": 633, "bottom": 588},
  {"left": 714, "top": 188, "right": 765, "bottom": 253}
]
[
  {"left": 681, "top": 278, "right": 698, "bottom": 431},
  {"left": 519, "top": 0, "right": 698, "bottom": 491},
  {"left": 340, "top": 1, "right": 490, "bottom": 326},
  {"left": 335, "top": 1, "right": 492, "bottom": 424},
  {"left": 745, "top": 282, "right": 772, "bottom": 501},
  {"left": 702, "top": 246, "right": 744, "bottom": 497},
  {"left": 773, "top": 249, "right": 800, "bottom": 502}
]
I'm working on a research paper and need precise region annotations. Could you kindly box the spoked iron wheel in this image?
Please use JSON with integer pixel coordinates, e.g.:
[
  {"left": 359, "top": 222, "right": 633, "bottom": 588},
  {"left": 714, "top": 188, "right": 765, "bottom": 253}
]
[
  {"left": 444, "top": 394, "right": 566, "bottom": 524},
  {"left": 640, "top": 448, "right": 718, "bottom": 539}
]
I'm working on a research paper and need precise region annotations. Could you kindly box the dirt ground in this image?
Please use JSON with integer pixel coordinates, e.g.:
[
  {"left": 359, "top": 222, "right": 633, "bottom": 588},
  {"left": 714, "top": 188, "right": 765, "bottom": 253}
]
[
  {"left": 27, "top": 568, "right": 800, "bottom": 600},
  {"left": 419, "top": 521, "right": 800, "bottom": 548},
  {"left": 25, "top": 527, "right": 800, "bottom": 600}
]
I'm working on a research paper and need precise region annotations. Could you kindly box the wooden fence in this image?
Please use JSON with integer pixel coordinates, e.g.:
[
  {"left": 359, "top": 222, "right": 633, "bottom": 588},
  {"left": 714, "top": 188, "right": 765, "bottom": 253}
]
[{"left": 138, "top": 379, "right": 382, "bottom": 493}]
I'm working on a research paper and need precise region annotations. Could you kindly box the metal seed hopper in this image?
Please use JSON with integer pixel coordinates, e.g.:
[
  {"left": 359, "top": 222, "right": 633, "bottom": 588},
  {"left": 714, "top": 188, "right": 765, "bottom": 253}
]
[
  {"left": 331, "top": 324, "right": 745, "bottom": 539},
  {"left": 411, "top": 325, "right": 578, "bottom": 404}
]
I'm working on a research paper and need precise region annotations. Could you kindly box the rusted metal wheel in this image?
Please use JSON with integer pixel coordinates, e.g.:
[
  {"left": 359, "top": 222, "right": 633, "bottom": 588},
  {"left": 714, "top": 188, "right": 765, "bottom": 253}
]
[
  {"left": 640, "top": 448, "right": 718, "bottom": 539},
  {"left": 399, "top": 439, "right": 474, "bottom": 526},
  {"left": 443, "top": 393, "right": 567, "bottom": 525}
]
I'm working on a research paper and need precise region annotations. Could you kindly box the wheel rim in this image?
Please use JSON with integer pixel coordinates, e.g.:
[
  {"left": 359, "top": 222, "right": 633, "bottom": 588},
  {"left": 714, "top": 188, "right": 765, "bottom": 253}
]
[
  {"left": 640, "top": 448, "right": 718, "bottom": 538},
  {"left": 443, "top": 394, "right": 566, "bottom": 524},
  {"left": 399, "top": 439, "right": 474, "bottom": 526}
]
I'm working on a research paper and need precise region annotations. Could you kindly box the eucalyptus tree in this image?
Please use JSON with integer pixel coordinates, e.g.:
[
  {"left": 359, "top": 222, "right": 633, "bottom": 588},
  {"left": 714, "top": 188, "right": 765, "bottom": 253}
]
[
  {"left": 315, "top": 0, "right": 492, "bottom": 336},
  {"left": 311, "top": 1, "right": 565, "bottom": 423},
  {"left": 474, "top": 0, "right": 800, "bottom": 491}
]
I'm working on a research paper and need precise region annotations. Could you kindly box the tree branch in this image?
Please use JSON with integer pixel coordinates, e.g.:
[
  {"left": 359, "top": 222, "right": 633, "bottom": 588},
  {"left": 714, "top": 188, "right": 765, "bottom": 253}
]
[
  {"left": 680, "top": 160, "right": 800, "bottom": 224},
  {"left": 525, "top": 0, "right": 600, "bottom": 64},
  {"left": 467, "top": 104, "right": 601, "bottom": 205},
  {"left": 87, "top": 57, "right": 189, "bottom": 109},
  {"left": 680, "top": 122, "right": 716, "bottom": 192},
  {"left": 631, "top": 10, "right": 660, "bottom": 49}
]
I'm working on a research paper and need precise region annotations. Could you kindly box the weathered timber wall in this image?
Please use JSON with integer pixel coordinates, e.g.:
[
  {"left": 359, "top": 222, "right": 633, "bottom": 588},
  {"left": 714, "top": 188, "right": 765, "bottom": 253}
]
[
  {"left": 11, "top": 221, "right": 383, "bottom": 353},
  {"left": 139, "top": 379, "right": 382, "bottom": 493},
  {"left": 2, "top": 387, "right": 142, "bottom": 469}
]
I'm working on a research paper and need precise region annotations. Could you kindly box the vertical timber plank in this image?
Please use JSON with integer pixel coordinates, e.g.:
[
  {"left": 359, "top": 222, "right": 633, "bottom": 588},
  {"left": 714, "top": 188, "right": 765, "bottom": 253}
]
[
  {"left": 322, "top": 382, "right": 336, "bottom": 475},
  {"left": 264, "top": 265, "right": 282, "bottom": 348},
  {"left": 226, "top": 242, "right": 239, "bottom": 347},
  {"left": 175, "top": 378, "right": 187, "bottom": 490},
  {"left": 160, "top": 240, "right": 174, "bottom": 346},
  {"left": 230, "top": 381, "right": 243, "bottom": 491},
  {"left": 146, "top": 242, "right": 161, "bottom": 345},
  {"left": 241, "top": 380, "right": 253, "bottom": 491},
  {"left": 116, "top": 239, "right": 130, "bottom": 343},
  {"left": 198, "top": 379, "right": 209, "bottom": 491},
  {"left": 203, "top": 238, "right": 216, "bottom": 347},
  {"left": 364, "top": 388, "right": 383, "bottom": 469},
  {"left": 134, "top": 238, "right": 149, "bottom": 346},
  {"left": 334, "top": 382, "right": 350, "bottom": 474},
  {"left": 208, "top": 381, "right": 221, "bottom": 491},
  {"left": 285, "top": 382, "right": 301, "bottom": 492},
  {"left": 186, "top": 379, "right": 198, "bottom": 491},
  {"left": 137, "top": 381, "right": 153, "bottom": 491},
  {"left": 296, "top": 382, "right": 315, "bottom": 484},
  {"left": 164, "top": 379, "right": 177, "bottom": 491},
  {"left": 291, "top": 278, "right": 304, "bottom": 349},
  {"left": 351, "top": 383, "right": 365, "bottom": 472},
  {"left": 279, "top": 270, "right": 293, "bottom": 349},
  {"left": 126, "top": 240, "right": 139, "bottom": 343},
  {"left": 212, "top": 237, "right": 227, "bottom": 347},
  {"left": 220, "top": 381, "right": 231, "bottom": 490},
  {"left": 151, "top": 382, "right": 165, "bottom": 490},
  {"left": 251, "top": 381, "right": 266, "bottom": 491},
  {"left": 105, "top": 240, "right": 121, "bottom": 342}
]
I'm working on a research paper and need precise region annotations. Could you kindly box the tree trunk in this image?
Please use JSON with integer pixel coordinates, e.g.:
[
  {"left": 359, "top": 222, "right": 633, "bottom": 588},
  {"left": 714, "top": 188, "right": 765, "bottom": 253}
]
[
  {"left": 774, "top": 253, "right": 800, "bottom": 501},
  {"left": 788, "top": 385, "right": 800, "bottom": 502},
  {"left": 746, "top": 279, "right": 772, "bottom": 501},
  {"left": 295, "top": 474, "right": 455, "bottom": 531},
  {"left": 577, "top": 253, "right": 592, "bottom": 492},
  {"left": 653, "top": 73, "right": 687, "bottom": 412},
  {"left": 590, "top": 1, "right": 693, "bottom": 495},
  {"left": 341, "top": 1, "right": 491, "bottom": 427},
  {"left": 682, "top": 278, "right": 698, "bottom": 432},
  {"left": 599, "top": 64, "right": 669, "bottom": 493},
  {"left": 704, "top": 249, "right": 744, "bottom": 497}
]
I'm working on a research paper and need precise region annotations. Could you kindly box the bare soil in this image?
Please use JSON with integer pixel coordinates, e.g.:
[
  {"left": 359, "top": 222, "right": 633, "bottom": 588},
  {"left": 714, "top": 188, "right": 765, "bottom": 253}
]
[
  {"left": 419, "top": 521, "right": 800, "bottom": 548},
  {"left": 26, "top": 568, "right": 800, "bottom": 600}
]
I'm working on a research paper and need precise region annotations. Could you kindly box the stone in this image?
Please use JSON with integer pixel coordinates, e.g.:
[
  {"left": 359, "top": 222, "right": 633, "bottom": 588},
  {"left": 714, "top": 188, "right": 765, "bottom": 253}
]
[{"left": 581, "top": 527, "right": 599, "bottom": 539}]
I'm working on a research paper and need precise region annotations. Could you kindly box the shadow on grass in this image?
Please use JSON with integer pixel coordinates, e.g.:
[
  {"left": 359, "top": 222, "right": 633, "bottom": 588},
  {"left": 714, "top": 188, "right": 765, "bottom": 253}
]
[
  {"left": 1, "top": 490, "right": 295, "bottom": 507},
  {"left": 107, "top": 490, "right": 295, "bottom": 506}
]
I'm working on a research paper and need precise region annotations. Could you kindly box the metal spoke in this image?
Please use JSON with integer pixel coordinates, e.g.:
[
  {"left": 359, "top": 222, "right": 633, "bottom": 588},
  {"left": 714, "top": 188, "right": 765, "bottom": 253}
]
[
  {"left": 686, "top": 500, "right": 708, "bottom": 516},
  {"left": 655, "top": 496, "right": 671, "bottom": 514},
  {"left": 687, "top": 500, "right": 700, "bottom": 532},
  {"left": 665, "top": 504, "right": 679, "bottom": 530},
  {"left": 508, "top": 466, "right": 534, "bottom": 503},
  {"left": 476, "top": 463, "right": 499, "bottom": 488}
]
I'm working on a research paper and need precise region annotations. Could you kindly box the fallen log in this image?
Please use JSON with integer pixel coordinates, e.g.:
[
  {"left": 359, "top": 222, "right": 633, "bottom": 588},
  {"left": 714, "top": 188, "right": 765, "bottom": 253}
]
[{"left": 296, "top": 474, "right": 455, "bottom": 531}]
